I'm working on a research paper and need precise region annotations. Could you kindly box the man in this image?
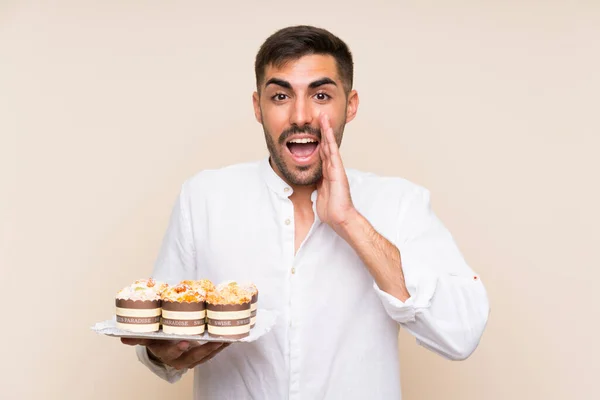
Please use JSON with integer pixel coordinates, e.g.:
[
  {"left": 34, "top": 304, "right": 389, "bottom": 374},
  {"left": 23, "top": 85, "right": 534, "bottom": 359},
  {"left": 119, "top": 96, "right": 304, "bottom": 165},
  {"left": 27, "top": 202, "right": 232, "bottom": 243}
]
[{"left": 122, "top": 25, "right": 490, "bottom": 399}]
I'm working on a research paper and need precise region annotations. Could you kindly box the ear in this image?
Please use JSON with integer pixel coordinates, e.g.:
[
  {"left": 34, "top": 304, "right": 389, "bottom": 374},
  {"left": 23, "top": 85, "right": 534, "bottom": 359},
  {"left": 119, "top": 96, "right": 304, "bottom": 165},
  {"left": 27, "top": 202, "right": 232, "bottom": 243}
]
[
  {"left": 252, "top": 92, "right": 262, "bottom": 124},
  {"left": 345, "top": 90, "right": 359, "bottom": 123}
]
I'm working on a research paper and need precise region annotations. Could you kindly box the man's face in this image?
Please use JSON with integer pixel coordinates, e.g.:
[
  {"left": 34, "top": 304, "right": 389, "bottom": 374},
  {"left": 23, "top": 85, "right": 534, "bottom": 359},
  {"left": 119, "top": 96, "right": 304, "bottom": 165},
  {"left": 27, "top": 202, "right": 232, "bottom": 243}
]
[{"left": 253, "top": 54, "right": 358, "bottom": 187}]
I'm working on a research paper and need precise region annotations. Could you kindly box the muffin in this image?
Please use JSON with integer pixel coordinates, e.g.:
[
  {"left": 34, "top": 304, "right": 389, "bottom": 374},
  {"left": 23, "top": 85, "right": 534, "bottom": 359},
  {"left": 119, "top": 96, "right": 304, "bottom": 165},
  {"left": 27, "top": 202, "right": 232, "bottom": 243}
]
[
  {"left": 240, "top": 282, "right": 258, "bottom": 328},
  {"left": 206, "top": 281, "right": 252, "bottom": 339},
  {"left": 115, "top": 278, "right": 167, "bottom": 333},
  {"left": 180, "top": 279, "right": 215, "bottom": 295},
  {"left": 180, "top": 279, "right": 215, "bottom": 324},
  {"left": 161, "top": 283, "right": 206, "bottom": 335}
]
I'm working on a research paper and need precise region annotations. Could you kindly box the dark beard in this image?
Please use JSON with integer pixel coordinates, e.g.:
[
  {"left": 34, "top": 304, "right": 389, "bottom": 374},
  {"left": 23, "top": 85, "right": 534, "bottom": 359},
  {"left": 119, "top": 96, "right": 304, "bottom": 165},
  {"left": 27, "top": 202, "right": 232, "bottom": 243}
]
[{"left": 264, "top": 126, "right": 323, "bottom": 186}]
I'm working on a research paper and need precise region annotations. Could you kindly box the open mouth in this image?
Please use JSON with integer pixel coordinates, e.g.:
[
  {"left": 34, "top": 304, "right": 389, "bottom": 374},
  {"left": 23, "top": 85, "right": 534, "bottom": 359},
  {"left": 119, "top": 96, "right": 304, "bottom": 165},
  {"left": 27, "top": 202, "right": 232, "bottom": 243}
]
[{"left": 286, "top": 137, "right": 320, "bottom": 163}]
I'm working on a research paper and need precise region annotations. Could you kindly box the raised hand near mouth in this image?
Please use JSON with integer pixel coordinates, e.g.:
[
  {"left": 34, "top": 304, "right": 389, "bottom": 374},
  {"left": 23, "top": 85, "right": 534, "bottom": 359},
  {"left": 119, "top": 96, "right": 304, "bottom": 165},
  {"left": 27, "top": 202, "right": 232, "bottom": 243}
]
[{"left": 315, "top": 113, "right": 358, "bottom": 236}]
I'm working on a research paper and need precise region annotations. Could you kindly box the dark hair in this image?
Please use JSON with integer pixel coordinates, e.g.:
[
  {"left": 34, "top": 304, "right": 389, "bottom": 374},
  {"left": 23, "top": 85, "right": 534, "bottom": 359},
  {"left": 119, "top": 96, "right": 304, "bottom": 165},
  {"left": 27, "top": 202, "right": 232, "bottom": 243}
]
[{"left": 255, "top": 25, "right": 354, "bottom": 94}]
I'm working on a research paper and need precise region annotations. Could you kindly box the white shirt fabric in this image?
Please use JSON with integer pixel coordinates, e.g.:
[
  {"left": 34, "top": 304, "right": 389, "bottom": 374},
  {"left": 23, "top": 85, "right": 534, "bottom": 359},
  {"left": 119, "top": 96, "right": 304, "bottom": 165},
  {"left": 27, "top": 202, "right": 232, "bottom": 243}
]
[{"left": 135, "top": 157, "right": 490, "bottom": 399}]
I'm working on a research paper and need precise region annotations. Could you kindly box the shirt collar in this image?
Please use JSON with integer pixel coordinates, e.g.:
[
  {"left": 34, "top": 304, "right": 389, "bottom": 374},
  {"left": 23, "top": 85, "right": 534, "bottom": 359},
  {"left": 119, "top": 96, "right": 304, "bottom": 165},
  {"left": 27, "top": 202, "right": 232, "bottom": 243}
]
[
  {"left": 260, "top": 156, "right": 294, "bottom": 198},
  {"left": 259, "top": 156, "right": 319, "bottom": 205}
]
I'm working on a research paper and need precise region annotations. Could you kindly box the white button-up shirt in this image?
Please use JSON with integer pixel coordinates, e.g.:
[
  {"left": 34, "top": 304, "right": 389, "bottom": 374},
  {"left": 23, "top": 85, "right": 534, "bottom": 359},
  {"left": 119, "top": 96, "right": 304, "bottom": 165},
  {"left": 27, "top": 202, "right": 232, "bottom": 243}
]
[{"left": 136, "top": 157, "right": 490, "bottom": 399}]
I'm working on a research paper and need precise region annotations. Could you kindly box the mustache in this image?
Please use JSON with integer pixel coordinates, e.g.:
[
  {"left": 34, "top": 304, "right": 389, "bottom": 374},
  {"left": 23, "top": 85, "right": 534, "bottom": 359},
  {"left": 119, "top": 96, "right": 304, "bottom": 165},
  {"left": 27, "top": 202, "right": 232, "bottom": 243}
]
[{"left": 279, "top": 125, "right": 321, "bottom": 145}]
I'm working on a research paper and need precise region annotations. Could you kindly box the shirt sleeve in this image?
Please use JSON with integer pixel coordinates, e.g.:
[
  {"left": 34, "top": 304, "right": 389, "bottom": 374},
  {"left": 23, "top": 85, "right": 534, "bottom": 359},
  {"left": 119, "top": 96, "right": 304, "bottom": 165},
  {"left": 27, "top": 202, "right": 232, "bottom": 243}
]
[
  {"left": 135, "top": 181, "right": 197, "bottom": 380},
  {"left": 135, "top": 345, "right": 188, "bottom": 384},
  {"left": 374, "top": 186, "right": 490, "bottom": 360},
  {"left": 152, "top": 180, "right": 197, "bottom": 284}
]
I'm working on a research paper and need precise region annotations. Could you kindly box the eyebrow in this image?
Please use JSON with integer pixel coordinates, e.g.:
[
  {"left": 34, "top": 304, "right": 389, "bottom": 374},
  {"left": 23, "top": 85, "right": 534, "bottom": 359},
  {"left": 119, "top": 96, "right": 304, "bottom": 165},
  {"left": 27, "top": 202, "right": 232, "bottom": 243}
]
[
  {"left": 264, "top": 77, "right": 338, "bottom": 90},
  {"left": 265, "top": 78, "right": 292, "bottom": 89},
  {"left": 308, "top": 78, "right": 337, "bottom": 89}
]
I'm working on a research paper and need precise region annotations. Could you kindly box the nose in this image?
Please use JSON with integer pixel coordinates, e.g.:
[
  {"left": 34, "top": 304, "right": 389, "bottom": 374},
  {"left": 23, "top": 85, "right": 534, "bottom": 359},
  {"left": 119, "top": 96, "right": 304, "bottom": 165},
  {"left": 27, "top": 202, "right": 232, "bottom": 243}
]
[{"left": 289, "top": 97, "right": 313, "bottom": 127}]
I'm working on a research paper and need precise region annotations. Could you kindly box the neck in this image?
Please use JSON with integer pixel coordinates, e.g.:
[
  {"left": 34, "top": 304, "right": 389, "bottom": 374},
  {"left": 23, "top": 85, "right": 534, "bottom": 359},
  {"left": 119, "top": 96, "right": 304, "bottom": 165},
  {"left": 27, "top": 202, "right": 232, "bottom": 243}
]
[
  {"left": 288, "top": 185, "right": 316, "bottom": 206},
  {"left": 269, "top": 158, "right": 317, "bottom": 206}
]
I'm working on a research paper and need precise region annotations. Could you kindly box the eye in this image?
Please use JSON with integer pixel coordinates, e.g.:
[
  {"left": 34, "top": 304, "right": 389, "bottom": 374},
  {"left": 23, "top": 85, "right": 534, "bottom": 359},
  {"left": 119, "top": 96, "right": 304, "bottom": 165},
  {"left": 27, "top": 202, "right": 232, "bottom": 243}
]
[
  {"left": 314, "top": 92, "right": 330, "bottom": 101},
  {"left": 272, "top": 93, "right": 289, "bottom": 102}
]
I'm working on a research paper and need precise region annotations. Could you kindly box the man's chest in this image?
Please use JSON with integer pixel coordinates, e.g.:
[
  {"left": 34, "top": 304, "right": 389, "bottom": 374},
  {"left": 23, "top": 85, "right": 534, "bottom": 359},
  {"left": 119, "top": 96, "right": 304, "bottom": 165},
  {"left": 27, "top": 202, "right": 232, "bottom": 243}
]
[{"left": 192, "top": 209, "right": 374, "bottom": 313}]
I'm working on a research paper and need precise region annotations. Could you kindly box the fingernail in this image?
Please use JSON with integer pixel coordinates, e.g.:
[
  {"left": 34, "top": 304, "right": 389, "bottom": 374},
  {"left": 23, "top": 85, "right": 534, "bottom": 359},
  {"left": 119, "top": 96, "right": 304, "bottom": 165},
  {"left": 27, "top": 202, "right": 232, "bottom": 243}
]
[{"left": 178, "top": 341, "right": 190, "bottom": 351}]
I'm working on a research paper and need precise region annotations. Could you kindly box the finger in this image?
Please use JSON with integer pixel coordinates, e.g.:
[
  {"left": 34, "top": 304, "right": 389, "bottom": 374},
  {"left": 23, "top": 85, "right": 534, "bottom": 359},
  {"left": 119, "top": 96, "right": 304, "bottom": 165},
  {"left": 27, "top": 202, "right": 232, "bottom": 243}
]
[
  {"left": 323, "top": 112, "right": 332, "bottom": 131},
  {"left": 319, "top": 117, "right": 327, "bottom": 152},
  {"left": 147, "top": 340, "right": 191, "bottom": 363},
  {"left": 323, "top": 115, "right": 341, "bottom": 166},
  {"left": 170, "top": 342, "right": 227, "bottom": 370},
  {"left": 318, "top": 124, "right": 330, "bottom": 180},
  {"left": 319, "top": 113, "right": 332, "bottom": 147},
  {"left": 319, "top": 114, "right": 340, "bottom": 170},
  {"left": 171, "top": 342, "right": 227, "bottom": 370},
  {"left": 321, "top": 142, "right": 329, "bottom": 167},
  {"left": 319, "top": 111, "right": 331, "bottom": 133},
  {"left": 187, "top": 343, "right": 231, "bottom": 369},
  {"left": 121, "top": 338, "right": 154, "bottom": 346},
  {"left": 319, "top": 140, "right": 327, "bottom": 170},
  {"left": 319, "top": 114, "right": 331, "bottom": 167},
  {"left": 319, "top": 113, "right": 329, "bottom": 149}
]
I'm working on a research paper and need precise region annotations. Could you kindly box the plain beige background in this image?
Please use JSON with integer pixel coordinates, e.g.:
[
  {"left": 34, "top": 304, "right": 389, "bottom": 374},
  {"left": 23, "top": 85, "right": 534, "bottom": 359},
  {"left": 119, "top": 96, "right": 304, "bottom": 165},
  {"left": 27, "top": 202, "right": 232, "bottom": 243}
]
[{"left": 1, "top": 1, "right": 598, "bottom": 399}]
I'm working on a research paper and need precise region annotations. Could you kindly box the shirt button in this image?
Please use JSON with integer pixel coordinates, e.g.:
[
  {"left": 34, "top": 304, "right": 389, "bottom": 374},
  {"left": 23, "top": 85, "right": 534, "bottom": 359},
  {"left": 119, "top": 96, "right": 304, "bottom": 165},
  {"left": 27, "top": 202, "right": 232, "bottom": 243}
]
[
  {"left": 285, "top": 218, "right": 291, "bottom": 225},
  {"left": 291, "top": 267, "right": 296, "bottom": 274},
  {"left": 284, "top": 187, "right": 290, "bottom": 192}
]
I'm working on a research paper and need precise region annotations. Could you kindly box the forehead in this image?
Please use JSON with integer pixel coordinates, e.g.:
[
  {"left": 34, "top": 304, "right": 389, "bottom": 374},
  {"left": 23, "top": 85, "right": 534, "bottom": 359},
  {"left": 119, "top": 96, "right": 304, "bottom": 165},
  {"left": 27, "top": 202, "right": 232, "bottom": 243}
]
[{"left": 263, "top": 54, "right": 340, "bottom": 88}]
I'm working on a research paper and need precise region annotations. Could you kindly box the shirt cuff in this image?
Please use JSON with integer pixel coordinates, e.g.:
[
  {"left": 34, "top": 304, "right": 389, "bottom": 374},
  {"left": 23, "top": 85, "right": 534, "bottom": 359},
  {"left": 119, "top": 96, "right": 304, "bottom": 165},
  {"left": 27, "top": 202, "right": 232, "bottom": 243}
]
[
  {"left": 373, "top": 271, "right": 438, "bottom": 323},
  {"left": 135, "top": 345, "right": 187, "bottom": 384}
]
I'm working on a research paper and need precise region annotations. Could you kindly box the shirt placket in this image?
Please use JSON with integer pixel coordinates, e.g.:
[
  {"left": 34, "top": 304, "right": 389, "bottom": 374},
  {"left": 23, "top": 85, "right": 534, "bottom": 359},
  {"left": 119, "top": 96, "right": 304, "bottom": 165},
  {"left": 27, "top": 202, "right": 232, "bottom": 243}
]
[
  {"left": 284, "top": 190, "right": 321, "bottom": 400},
  {"left": 279, "top": 194, "right": 300, "bottom": 400}
]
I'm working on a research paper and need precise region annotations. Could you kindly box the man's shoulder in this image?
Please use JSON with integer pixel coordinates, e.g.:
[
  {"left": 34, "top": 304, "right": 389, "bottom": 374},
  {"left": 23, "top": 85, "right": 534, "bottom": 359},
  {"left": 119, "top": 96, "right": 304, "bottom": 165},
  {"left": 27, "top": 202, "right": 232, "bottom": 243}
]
[{"left": 346, "top": 167, "right": 427, "bottom": 198}]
